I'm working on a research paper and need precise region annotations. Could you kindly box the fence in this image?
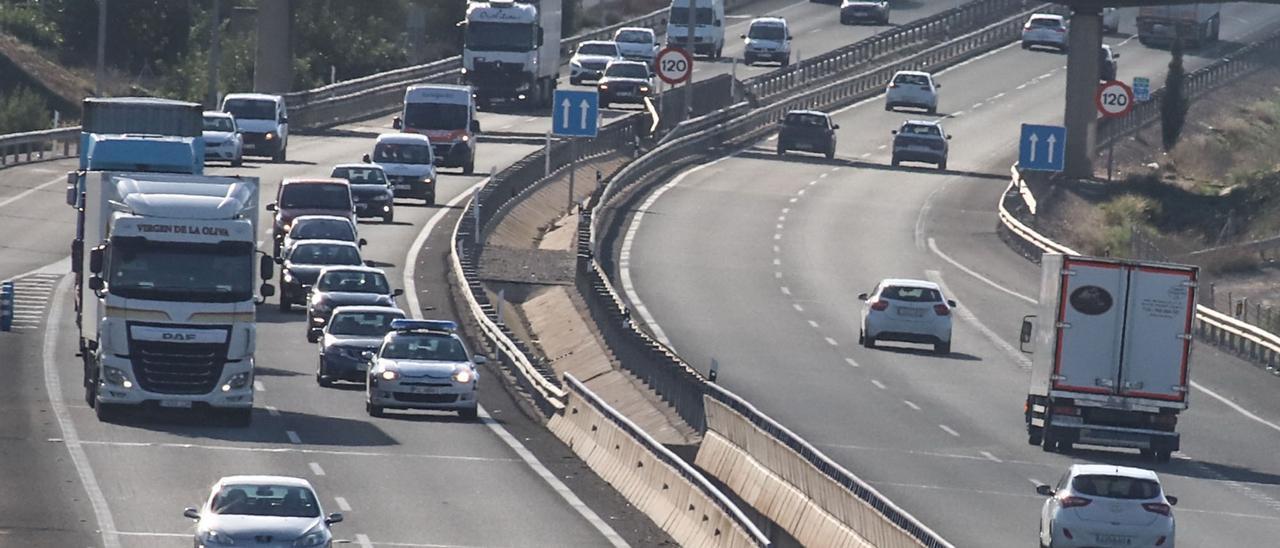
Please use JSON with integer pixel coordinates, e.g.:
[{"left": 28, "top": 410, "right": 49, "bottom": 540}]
[{"left": 0, "top": 127, "right": 80, "bottom": 167}]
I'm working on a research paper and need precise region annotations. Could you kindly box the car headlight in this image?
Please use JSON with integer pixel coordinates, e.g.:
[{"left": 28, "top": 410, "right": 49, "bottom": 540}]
[
  {"left": 452, "top": 368, "right": 474, "bottom": 383},
  {"left": 461, "top": 134, "right": 470, "bottom": 142},
  {"left": 599, "top": 84, "right": 609, "bottom": 90},
  {"left": 265, "top": 132, "right": 276, "bottom": 141},
  {"left": 222, "top": 372, "right": 251, "bottom": 392},
  {"left": 102, "top": 366, "right": 133, "bottom": 388},
  {"left": 200, "top": 529, "right": 237, "bottom": 545},
  {"left": 639, "top": 85, "right": 650, "bottom": 93},
  {"left": 284, "top": 271, "right": 295, "bottom": 283},
  {"left": 292, "top": 528, "right": 330, "bottom": 547},
  {"left": 420, "top": 176, "right": 433, "bottom": 185},
  {"left": 380, "top": 369, "right": 399, "bottom": 381}
]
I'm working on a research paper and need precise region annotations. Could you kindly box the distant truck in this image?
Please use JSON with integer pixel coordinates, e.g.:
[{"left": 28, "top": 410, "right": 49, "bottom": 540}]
[
  {"left": 1020, "top": 254, "right": 1198, "bottom": 463},
  {"left": 461, "top": 0, "right": 561, "bottom": 108},
  {"left": 1137, "top": 4, "right": 1221, "bottom": 48},
  {"left": 74, "top": 97, "right": 205, "bottom": 175},
  {"left": 75, "top": 172, "right": 273, "bottom": 426}
]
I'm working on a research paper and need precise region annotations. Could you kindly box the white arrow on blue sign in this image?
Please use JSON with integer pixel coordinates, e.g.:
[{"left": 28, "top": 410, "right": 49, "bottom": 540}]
[
  {"left": 1019, "top": 123, "right": 1066, "bottom": 172},
  {"left": 552, "top": 89, "right": 600, "bottom": 138},
  {"left": 1133, "top": 77, "right": 1151, "bottom": 102}
]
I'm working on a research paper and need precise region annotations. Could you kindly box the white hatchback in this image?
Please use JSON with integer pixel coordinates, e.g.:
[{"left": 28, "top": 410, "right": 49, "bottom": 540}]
[
  {"left": 885, "top": 70, "right": 939, "bottom": 114},
  {"left": 1037, "top": 464, "right": 1177, "bottom": 548},
  {"left": 859, "top": 278, "right": 954, "bottom": 354},
  {"left": 1022, "top": 13, "right": 1069, "bottom": 52}
]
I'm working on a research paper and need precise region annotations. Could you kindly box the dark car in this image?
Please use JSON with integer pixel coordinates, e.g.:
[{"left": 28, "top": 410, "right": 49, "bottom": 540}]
[
  {"left": 891, "top": 120, "right": 951, "bottom": 170},
  {"left": 331, "top": 163, "right": 395, "bottom": 223},
  {"left": 305, "top": 266, "right": 403, "bottom": 332},
  {"left": 597, "top": 60, "right": 655, "bottom": 107},
  {"left": 777, "top": 110, "right": 839, "bottom": 159},
  {"left": 1100, "top": 45, "right": 1120, "bottom": 81},
  {"left": 314, "top": 306, "right": 406, "bottom": 386},
  {"left": 840, "top": 0, "right": 890, "bottom": 25},
  {"left": 267, "top": 178, "right": 356, "bottom": 257},
  {"left": 277, "top": 240, "right": 364, "bottom": 312}
]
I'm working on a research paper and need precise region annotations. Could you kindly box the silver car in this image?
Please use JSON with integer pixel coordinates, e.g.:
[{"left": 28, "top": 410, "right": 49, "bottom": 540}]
[
  {"left": 1022, "top": 13, "right": 1069, "bottom": 51},
  {"left": 884, "top": 70, "right": 940, "bottom": 114},
  {"left": 365, "top": 320, "right": 485, "bottom": 419},
  {"left": 569, "top": 40, "right": 623, "bottom": 85},
  {"left": 202, "top": 111, "right": 244, "bottom": 166},
  {"left": 840, "top": 0, "right": 890, "bottom": 25},
  {"left": 315, "top": 306, "right": 406, "bottom": 386},
  {"left": 184, "top": 475, "right": 343, "bottom": 547}
]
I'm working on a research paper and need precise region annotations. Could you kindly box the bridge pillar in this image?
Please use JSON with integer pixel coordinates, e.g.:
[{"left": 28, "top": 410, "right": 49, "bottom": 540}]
[
  {"left": 254, "top": 0, "right": 292, "bottom": 93},
  {"left": 1063, "top": 7, "right": 1102, "bottom": 179}
]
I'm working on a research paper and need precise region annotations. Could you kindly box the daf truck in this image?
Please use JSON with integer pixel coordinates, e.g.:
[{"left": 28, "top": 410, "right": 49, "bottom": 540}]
[
  {"left": 461, "top": 0, "right": 561, "bottom": 108},
  {"left": 76, "top": 173, "right": 274, "bottom": 426},
  {"left": 1137, "top": 4, "right": 1221, "bottom": 48},
  {"left": 1020, "top": 254, "right": 1198, "bottom": 463}
]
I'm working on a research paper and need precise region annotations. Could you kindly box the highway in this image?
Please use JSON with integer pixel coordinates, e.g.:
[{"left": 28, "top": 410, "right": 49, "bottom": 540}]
[{"left": 622, "top": 6, "right": 1280, "bottom": 548}]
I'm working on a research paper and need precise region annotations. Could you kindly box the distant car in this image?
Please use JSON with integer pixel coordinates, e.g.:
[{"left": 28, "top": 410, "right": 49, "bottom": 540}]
[
  {"left": 365, "top": 133, "right": 437, "bottom": 205},
  {"left": 1022, "top": 13, "right": 1069, "bottom": 51},
  {"left": 366, "top": 319, "right": 485, "bottom": 419},
  {"left": 840, "top": 0, "right": 890, "bottom": 25},
  {"left": 306, "top": 266, "right": 403, "bottom": 331},
  {"left": 278, "top": 239, "right": 364, "bottom": 312},
  {"left": 885, "top": 70, "right": 940, "bottom": 114},
  {"left": 1037, "top": 465, "right": 1177, "bottom": 548},
  {"left": 859, "top": 278, "right": 955, "bottom": 354},
  {"left": 331, "top": 163, "right": 395, "bottom": 223},
  {"left": 1100, "top": 45, "right": 1120, "bottom": 81},
  {"left": 776, "top": 110, "right": 838, "bottom": 159},
  {"left": 569, "top": 40, "right": 623, "bottom": 86},
  {"left": 742, "top": 17, "right": 792, "bottom": 66},
  {"left": 221, "top": 92, "right": 288, "bottom": 162},
  {"left": 613, "top": 27, "right": 660, "bottom": 64},
  {"left": 891, "top": 120, "right": 951, "bottom": 170},
  {"left": 184, "top": 475, "right": 343, "bottom": 548},
  {"left": 282, "top": 215, "right": 363, "bottom": 259},
  {"left": 268, "top": 178, "right": 357, "bottom": 257},
  {"left": 597, "top": 60, "right": 655, "bottom": 107},
  {"left": 1102, "top": 7, "right": 1120, "bottom": 34},
  {"left": 201, "top": 111, "right": 243, "bottom": 166},
  {"left": 314, "top": 306, "right": 406, "bottom": 386}
]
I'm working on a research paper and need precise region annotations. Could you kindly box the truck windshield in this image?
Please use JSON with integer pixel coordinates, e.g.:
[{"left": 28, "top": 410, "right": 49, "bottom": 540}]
[
  {"left": 466, "top": 21, "right": 536, "bottom": 52},
  {"left": 670, "top": 7, "right": 714, "bottom": 26},
  {"left": 373, "top": 143, "right": 433, "bottom": 165},
  {"left": 223, "top": 99, "right": 276, "bottom": 121},
  {"left": 403, "top": 102, "right": 469, "bottom": 131},
  {"left": 107, "top": 238, "right": 253, "bottom": 303},
  {"left": 381, "top": 333, "right": 468, "bottom": 361}
]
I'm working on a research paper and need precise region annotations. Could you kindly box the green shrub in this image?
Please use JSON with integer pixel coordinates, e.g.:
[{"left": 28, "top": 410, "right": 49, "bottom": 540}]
[
  {"left": 0, "top": 4, "right": 62, "bottom": 49},
  {"left": 0, "top": 85, "right": 50, "bottom": 133}
]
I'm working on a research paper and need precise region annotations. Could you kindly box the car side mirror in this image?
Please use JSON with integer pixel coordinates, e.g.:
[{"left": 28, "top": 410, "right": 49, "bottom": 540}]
[
  {"left": 946, "top": 135, "right": 953, "bottom": 140},
  {"left": 361, "top": 351, "right": 376, "bottom": 362},
  {"left": 891, "top": 130, "right": 898, "bottom": 135},
  {"left": 260, "top": 255, "right": 274, "bottom": 280},
  {"left": 1035, "top": 484, "right": 1054, "bottom": 496},
  {"left": 473, "top": 354, "right": 488, "bottom": 365},
  {"left": 325, "top": 512, "right": 343, "bottom": 525},
  {"left": 392, "top": 117, "right": 403, "bottom": 130},
  {"left": 1019, "top": 315, "right": 1036, "bottom": 353},
  {"left": 935, "top": 83, "right": 942, "bottom": 88},
  {"left": 66, "top": 171, "right": 80, "bottom": 206},
  {"left": 714, "top": 19, "right": 721, "bottom": 27},
  {"left": 358, "top": 238, "right": 368, "bottom": 247},
  {"left": 1112, "top": 52, "right": 1120, "bottom": 58},
  {"left": 307, "top": 327, "right": 322, "bottom": 344},
  {"left": 470, "top": 120, "right": 481, "bottom": 133},
  {"left": 1166, "top": 495, "right": 1177, "bottom": 506},
  {"left": 89, "top": 245, "right": 105, "bottom": 274},
  {"left": 392, "top": 288, "right": 404, "bottom": 297},
  {"left": 183, "top": 507, "right": 200, "bottom": 520},
  {"left": 280, "top": 115, "right": 288, "bottom": 124},
  {"left": 832, "top": 124, "right": 840, "bottom": 130},
  {"left": 260, "top": 283, "right": 275, "bottom": 298},
  {"left": 88, "top": 276, "right": 104, "bottom": 291},
  {"left": 857, "top": 293, "right": 868, "bottom": 301},
  {"left": 364, "top": 260, "right": 375, "bottom": 267},
  {"left": 274, "top": 257, "right": 285, "bottom": 265},
  {"left": 947, "top": 300, "right": 957, "bottom": 308},
  {"left": 362, "top": 153, "right": 372, "bottom": 163},
  {"left": 740, "top": 33, "right": 747, "bottom": 39},
  {"left": 265, "top": 203, "right": 277, "bottom": 212}
]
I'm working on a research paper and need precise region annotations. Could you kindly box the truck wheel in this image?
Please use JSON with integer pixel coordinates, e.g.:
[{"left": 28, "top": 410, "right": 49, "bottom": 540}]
[
  {"left": 1041, "top": 429, "right": 1057, "bottom": 452},
  {"left": 227, "top": 408, "right": 253, "bottom": 427},
  {"left": 1028, "top": 427, "right": 1043, "bottom": 446},
  {"left": 1057, "top": 439, "right": 1073, "bottom": 452},
  {"left": 1155, "top": 450, "right": 1172, "bottom": 463},
  {"left": 458, "top": 406, "right": 479, "bottom": 420}
]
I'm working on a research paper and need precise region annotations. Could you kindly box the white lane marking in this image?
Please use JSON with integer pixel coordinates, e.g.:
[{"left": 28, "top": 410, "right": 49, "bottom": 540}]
[
  {"left": 780, "top": 286, "right": 791, "bottom": 296},
  {"left": 788, "top": 197, "right": 798, "bottom": 203},
  {"left": 1028, "top": 478, "right": 1045, "bottom": 487},
  {"left": 773, "top": 245, "right": 781, "bottom": 253},
  {"left": 914, "top": 185, "right": 945, "bottom": 251},
  {"left": 808, "top": 320, "right": 820, "bottom": 328},
  {"left": 971, "top": 102, "right": 984, "bottom": 109},
  {"left": 808, "top": 27, "right": 823, "bottom": 35},
  {"left": 777, "top": 215, "right": 786, "bottom": 222},
  {"left": 79, "top": 439, "right": 521, "bottom": 462},
  {"left": 939, "top": 424, "right": 960, "bottom": 437},
  {"left": 776, "top": 223, "right": 784, "bottom": 230},
  {"left": 1016, "top": 83, "right": 1028, "bottom": 90},
  {"left": 775, "top": 271, "right": 783, "bottom": 279},
  {"left": 793, "top": 304, "right": 805, "bottom": 312},
  {"left": 860, "top": 152, "right": 872, "bottom": 158},
  {"left": 928, "top": 238, "right": 1036, "bottom": 304},
  {"left": 266, "top": 405, "right": 281, "bottom": 417},
  {"left": 114, "top": 532, "right": 189, "bottom": 538},
  {"left": 925, "top": 270, "right": 1031, "bottom": 369},
  {"left": 903, "top": 400, "right": 921, "bottom": 411},
  {"left": 0, "top": 175, "right": 63, "bottom": 209},
  {"left": 253, "top": 380, "right": 266, "bottom": 392},
  {"left": 870, "top": 379, "right": 886, "bottom": 390},
  {"left": 990, "top": 92, "right": 1006, "bottom": 100},
  {"left": 877, "top": 145, "right": 887, "bottom": 150},
  {"left": 403, "top": 177, "right": 490, "bottom": 321},
  {"left": 774, "top": 233, "right": 782, "bottom": 240},
  {"left": 309, "top": 462, "right": 326, "bottom": 476},
  {"left": 356, "top": 533, "right": 374, "bottom": 548},
  {"left": 1191, "top": 382, "right": 1280, "bottom": 435},
  {"left": 286, "top": 430, "right": 302, "bottom": 444},
  {"left": 781, "top": 207, "right": 790, "bottom": 214},
  {"left": 845, "top": 357, "right": 859, "bottom": 368},
  {"left": 981, "top": 451, "right": 1002, "bottom": 463},
  {"left": 808, "top": 180, "right": 818, "bottom": 186},
  {"left": 818, "top": 173, "right": 828, "bottom": 179},
  {"left": 41, "top": 275, "right": 121, "bottom": 548},
  {"left": 334, "top": 496, "right": 352, "bottom": 512},
  {"left": 825, "top": 337, "right": 838, "bottom": 347},
  {"left": 773, "top": 258, "right": 781, "bottom": 266}
]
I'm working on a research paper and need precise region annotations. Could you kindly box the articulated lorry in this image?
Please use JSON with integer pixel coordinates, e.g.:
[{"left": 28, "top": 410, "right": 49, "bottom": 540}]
[
  {"left": 1020, "top": 254, "right": 1198, "bottom": 463},
  {"left": 461, "top": 0, "right": 561, "bottom": 108},
  {"left": 1137, "top": 4, "right": 1221, "bottom": 48},
  {"left": 73, "top": 97, "right": 205, "bottom": 175},
  {"left": 75, "top": 172, "right": 273, "bottom": 426}
]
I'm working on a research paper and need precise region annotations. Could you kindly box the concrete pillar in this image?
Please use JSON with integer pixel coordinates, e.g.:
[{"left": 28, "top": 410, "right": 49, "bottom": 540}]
[
  {"left": 253, "top": 0, "right": 292, "bottom": 93},
  {"left": 1063, "top": 8, "right": 1102, "bottom": 179}
]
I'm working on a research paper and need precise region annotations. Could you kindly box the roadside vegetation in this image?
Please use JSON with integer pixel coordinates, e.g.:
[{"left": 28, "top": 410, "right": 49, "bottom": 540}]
[{"left": 0, "top": 85, "right": 50, "bottom": 133}]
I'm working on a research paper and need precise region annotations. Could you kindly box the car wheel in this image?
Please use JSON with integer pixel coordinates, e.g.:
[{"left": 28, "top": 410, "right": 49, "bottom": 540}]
[
  {"left": 459, "top": 406, "right": 479, "bottom": 420},
  {"left": 1021, "top": 41, "right": 1030, "bottom": 49},
  {"left": 776, "top": 144, "right": 786, "bottom": 156},
  {"left": 938, "top": 160, "right": 947, "bottom": 171},
  {"left": 227, "top": 408, "right": 253, "bottom": 427},
  {"left": 927, "top": 106, "right": 937, "bottom": 115},
  {"left": 891, "top": 155, "right": 900, "bottom": 167},
  {"left": 714, "top": 47, "right": 723, "bottom": 60},
  {"left": 463, "top": 159, "right": 475, "bottom": 175},
  {"left": 934, "top": 341, "right": 951, "bottom": 354},
  {"left": 84, "top": 380, "right": 97, "bottom": 408},
  {"left": 425, "top": 193, "right": 436, "bottom": 206},
  {"left": 366, "top": 400, "right": 384, "bottom": 418},
  {"left": 570, "top": 76, "right": 580, "bottom": 86},
  {"left": 317, "top": 359, "right": 333, "bottom": 387},
  {"left": 279, "top": 288, "right": 292, "bottom": 313},
  {"left": 825, "top": 146, "right": 835, "bottom": 160},
  {"left": 383, "top": 211, "right": 394, "bottom": 224},
  {"left": 743, "top": 55, "right": 753, "bottom": 66},
  {"left": 863, "top": 335, "right": 876, "bottom": 349},
  {"left": 95, "top": 401, "right": 117, "bottom": 423},
  {"left": 232, "top": 155, "right": 243, "bottom": 167}
]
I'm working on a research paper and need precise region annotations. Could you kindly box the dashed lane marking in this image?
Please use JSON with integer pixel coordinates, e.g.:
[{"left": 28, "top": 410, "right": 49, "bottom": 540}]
[
  {"left": 825, "top": 337, "right": 838, "bottom": 347},
  {"left": 844, "top": 357, "right": 859, "bottom": 368},
  {"left": 254, "top": 380, "right": 266, "bottom": 392},
  {"left": 870, "top": 379, "right": 886, "bottom": 390},
  {"left": 939, "top": 424, "right": 960, "bottom": 437},
  {"left": 334, "top": 496, "right": 352, "bottom": 512},
  {"left": 808, "top": 320, "right": 820, "bottom": 328},
  {"left": 925, "top": 270, "right": 1031, "bottom": 369},
  {"left": 780, "top": 287, "right": 791, "bottom": 296},
  {"left": 266, "top": 405, "right": 281, "bottom": 417},
  {"left": 981, "top": 451, "right": 1002, "bottom": 463},
  {"left": 793, "top": 304, "right": 804, "bottom": 312},
  {"left": 286, "top": 431, "right": 302, "bottom": 444},
  {"left": 903, "top": 400, "right": 920, "bottom": 411},
  {"left": 309, "top": 462, "right": 325, "bottom": 476},
  {"left": 356, "top": 533, "right": 374, "bottom": 548}
]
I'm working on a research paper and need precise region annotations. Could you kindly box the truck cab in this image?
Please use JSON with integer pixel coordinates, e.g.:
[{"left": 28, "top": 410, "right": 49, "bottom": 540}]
[
  {"left": 393, "top": 84, "right": 479, "bottom": 175},
  {"left": 461, "top": 0, "right": 561, "bottom": 108}
]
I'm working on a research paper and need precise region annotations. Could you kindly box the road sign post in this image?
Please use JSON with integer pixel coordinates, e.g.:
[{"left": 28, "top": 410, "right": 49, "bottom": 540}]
[
  {"left": 1019, "top": 124, "right": 1067, "bottom": 173},
  {"left": 656, "top": 46, "right": 694, "bottom": 121},
  {"left": 552, "top": 90, "right": 600, "bottom": 213},
  {"left": 1097, "top": 81, "right": 1134, "bottom": 181}
]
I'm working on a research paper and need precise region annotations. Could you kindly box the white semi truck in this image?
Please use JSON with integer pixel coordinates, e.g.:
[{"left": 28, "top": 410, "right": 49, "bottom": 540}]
[
  {"left": 76, "top": 173, "right": 274, "bottom": 426},
  {"left": 462, "top": 0, "right": 561, "bottom": 108},
  {"left": 1137, "top": 4, "right": 1221, "bottom": 48},
  {"left": 1020, "top": 254, "right": 1198, "bottom": 463}
]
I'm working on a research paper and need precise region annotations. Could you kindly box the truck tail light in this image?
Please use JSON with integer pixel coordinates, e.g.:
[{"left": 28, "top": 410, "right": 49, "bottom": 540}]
[
  {"left": 871, "top": 300, "right": 889, "bottom": 311},
  {"left": 1060, "top": 496, "right": 1091, "bottom": 508},
  {"left": 1051, "top": 405, "right": 1080, "bottom": 416},
  {"left": 1142, "top": 502, "right": 1171, "bottom": 516},
  {"left": 933, "top": 304, "right": 950, "bottom": 316}
]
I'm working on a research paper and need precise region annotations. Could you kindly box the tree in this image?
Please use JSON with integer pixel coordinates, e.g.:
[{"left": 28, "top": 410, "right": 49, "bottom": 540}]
[
  {"left": 1161, "top": 38, "right": 1189, "bottom": 151},
  {"left": 0, "top": 86, "right": 50, "bottom": 134}
]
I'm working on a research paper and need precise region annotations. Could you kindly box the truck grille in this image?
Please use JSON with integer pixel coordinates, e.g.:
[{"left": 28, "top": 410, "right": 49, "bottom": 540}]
[{"left": 130, "top": 339, "right": 228, "bottom": 395}]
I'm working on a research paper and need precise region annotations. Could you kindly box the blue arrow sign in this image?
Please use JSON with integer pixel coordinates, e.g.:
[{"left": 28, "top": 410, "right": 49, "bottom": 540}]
[
  {"left": 1133, "top": 77, "right": 1151, "bottom": 102},
  {"left": 552, "top": 89, "right": 599, "bottom": 138},
  {"left": 1019, "top": 124, "right": 1066, "bottom": 172}
]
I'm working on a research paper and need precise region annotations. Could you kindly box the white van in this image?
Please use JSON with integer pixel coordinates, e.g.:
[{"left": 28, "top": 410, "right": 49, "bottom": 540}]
[
  {"left": 221, "top": 93, "right": 288, "bottom": 162},
  {"left": 741, "top": 17, "right": 791, "bottom": 66},
  {"left": 666, "top": 0, "right": 726, "bottom": 59},
  {"left": 363, "top": 134, "right": 438, "bottom": 205},
  {"left": 393, "top": 84, "right": 479, "bottom": 175}
]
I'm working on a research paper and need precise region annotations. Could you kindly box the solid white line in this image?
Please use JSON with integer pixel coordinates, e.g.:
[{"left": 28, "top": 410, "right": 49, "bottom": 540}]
[
  {"left": 41, "top": 275, "right": 121, "bottom": 548},
  {"left": 309, "top": 462, "right": 326, "bottom": 476},
  {"left": 0, "top": 175, "right": 62, "bottom": 209},
  {"left": 845, "top": 357, "right": 859, "bottom": 368},
  {"left": 871, "top": 379, "right": 886, "bottom": 390},
  {"left": 939, "top": 424, "right": 960, "bottom": 437},
  {"left": 981, "top": 451, "right": 1002, "bottom": 463},
  {"left": 114, "top": 531, "right": 189, "bottom": 538},
  {"left": 334, "top": 496, "right": 352, "bottom": 512},
  {"left": 825, "top": 337, "right": 838, "bottom": 347},
  {"left": 1191, "top": 381, "right": 1280, "bottom": 435},
  {"left": 403, "top": 178, "right": 490, "bottom": 321},
  {"left": 925, "top": 270, "right": 1031, "bottom": 369},
  {"left": 78, "top": 439, "right": 520, "bottom": 463},
  {"left": 928, "top": 238, "right": 1035, "bottom": 304},
  {"left": 914, "top": 186, "right": 945, "bottom": 251},
  {"left": 286, "top": 430, "right": 302, "bottom": 444},
  {"left": 903, "top": 400, "right": 920, "bottom": 411}
]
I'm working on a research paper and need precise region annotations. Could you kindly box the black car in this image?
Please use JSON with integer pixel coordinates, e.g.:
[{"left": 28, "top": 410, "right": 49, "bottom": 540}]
[
  {"left": 277, "top": 240, "right": 364, "bottom": 312},
  {"left": 330, "top": 164, "right": 395, "bottom": 223},
  {"left": 305, "top": 266, "right": 403, "bottom": 333},
  {"left": 1100, "top": 45, "right": 1120, "bottom": 81},
  {"left": 314, "top": 306, "right": 406, "bottom": 386},
  {"left": 597, "top": 60, "right": 655, "bottom": 107},
  {"left": 777, "top": 110, "right": 839, "bottom": 159},
  {"left": 891, "top": 120, "right": 951, "bottom": 170}
]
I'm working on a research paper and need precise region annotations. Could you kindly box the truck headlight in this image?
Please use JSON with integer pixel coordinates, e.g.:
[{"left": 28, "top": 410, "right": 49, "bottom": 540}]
[
  {"left": 102, "top": 366, "right": 133, "bottom": 388},
  {"left": 452, "top": 368, "right": 474, "bottom": 383},
  {"left": 421, "top": 176, "right": 433, "bottom": 186},
  {"left": 222, "top": 372, "right": 251, "bottom": 392}
]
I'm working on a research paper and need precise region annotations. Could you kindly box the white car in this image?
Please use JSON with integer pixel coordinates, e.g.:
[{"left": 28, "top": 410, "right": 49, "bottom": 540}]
[
  {"left": 365, "top": 319, "right": 485, "bottom": 419},
  {"left": 858, "top": 278, "right": 954, "bottom": 354},
  {"left": 1037, "top": 465, "right": 1176, "bottom": 548},
  {"left": 613, "top": 27, "right": 659, "bottom": 64},
  {"left": 884, "top": 70, "right": 939, "bottom": 114},
  {"left": 1102, "top": 7, "right": 1120, "bottom": 34},
  {"left": 184, "top": 475, "right": 343, "bottom": 547},
  {"left": 365, "top": 133, "right": 437, "bottom": 205},
  {"left": 840, "top": 0, "right": 890, "bottom": 25},
  {"left": 742, "top": 17, "right": 791, "bottom": 66},
  {"left": 569, "top": 40, "right": 623, "bottom": 85},
  {"left": 201, "top": 111, "right": 243, "bottom": 166},
  {"left": 1022, "top": 13, "right": 1069, "bottom": 51}
]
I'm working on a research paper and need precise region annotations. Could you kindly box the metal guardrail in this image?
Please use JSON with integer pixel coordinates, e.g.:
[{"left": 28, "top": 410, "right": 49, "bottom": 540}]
[{"left": 0, "top": 127, "right": 79, "bottom": 167}]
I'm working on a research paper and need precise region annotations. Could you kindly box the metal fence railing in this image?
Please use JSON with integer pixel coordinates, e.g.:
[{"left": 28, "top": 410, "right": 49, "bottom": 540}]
[{"left": 0, "top": 127, "right": 80, "bottom": 168}]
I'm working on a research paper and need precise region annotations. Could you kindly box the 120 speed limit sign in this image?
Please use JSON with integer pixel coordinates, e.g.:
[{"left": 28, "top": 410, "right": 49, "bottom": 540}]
[
  {"left": 1096, "top": 80, "right": 1134, "bottom": 118},
  {"left": 655, "top": 47, "right": 694, "bottom": 85}
]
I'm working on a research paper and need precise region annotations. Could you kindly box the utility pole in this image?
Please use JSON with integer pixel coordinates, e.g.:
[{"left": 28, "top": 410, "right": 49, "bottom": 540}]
[
  {"left": 95, "top": 0, "right": 107, "bottom": 96},
  {"left": 683, "top": 0, "right": 696, "bottom": 122},
  {"left": 206, "top": 0, "right": 222, "bottom": 108}
]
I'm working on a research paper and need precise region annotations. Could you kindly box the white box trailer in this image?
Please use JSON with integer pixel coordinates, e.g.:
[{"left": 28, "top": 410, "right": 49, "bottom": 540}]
[
  {"left": 1137, "top": 4, "right": 1221, "bottom": 48},
  {"left": 1021, "top": 254, "right": 1197, "bottom": 462}
]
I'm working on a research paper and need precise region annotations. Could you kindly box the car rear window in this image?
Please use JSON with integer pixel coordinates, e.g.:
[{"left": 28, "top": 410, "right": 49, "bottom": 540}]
[
  {"left": 578, "top": 43, "right": 618, "bottom": 56},
  {"left": 900, "top": 124, "right": 942, "bottom": 137},
  {"left": 1072, "top": 475, "right": 1161, "bottom": 500},
  {"left": 748, "top": 24, "right": 786, "bottom": 40},
  {"left": 289, "top": 244, "right": 361, "bottom": 265},
  {"left": 893, "top": 73, "right": 930, "bottom": 86},
  {"left": 615, "top": 30, "right": 652, "bottom": 43},
  {"left": 280, "top": 183, "right": 351, "bottom": 209},
  {"left": 606, "top": 63, "right": 650, "bottom": 79},
  {"left": 785, "top": 113, "right": 828, "bottom": 127},
  {"left": 1029, "top": 17, "right": 1063, "bottom": 28},
  {"left": 291, "top": 219, "right": 355, "bottom": 241},
  {"left": 882, "top": 286, "right": 942, "bottom": 302},
  {"left": 331, "top": 167, "right": 387, "bottom": 185}
]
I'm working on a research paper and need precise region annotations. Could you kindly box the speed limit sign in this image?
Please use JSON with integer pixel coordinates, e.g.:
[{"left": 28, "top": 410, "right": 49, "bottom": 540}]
[
  {"left": 1096, "top": 80, "right": 1134, "bottom": 118},
  {"left": 655, "top": 47, "right": 694, "bottom": 85}
]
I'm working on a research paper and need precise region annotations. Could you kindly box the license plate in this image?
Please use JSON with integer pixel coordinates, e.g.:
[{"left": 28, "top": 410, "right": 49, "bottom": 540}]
[
  {"left": 244, "top": 144, "right": 257, "bottom": 150},
  {"left": 160, "top": 400, "right": 192, "bottom": 408},
  {"left": 394, "top": 183, "right": 412, "bottom": 190},
  {"left": 897, "top": 308, "right": 925, "bottom": 317},
  {"left": 1096, "top": 534, "right": 1132, "bottom": 546},
  {"left": 355, "top": 203, "right": 368, "bottom": 210},
  {"left": 409, "top": 386, "right": 441, "bottom": 394},
  {"left": 618, "top": 91, "right": 634, "bottom": 96}
]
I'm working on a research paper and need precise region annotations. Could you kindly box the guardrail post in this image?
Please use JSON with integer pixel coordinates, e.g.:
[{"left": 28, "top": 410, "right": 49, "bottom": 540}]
[{"left": 0, "top": 281, "right": 13, "bottom": 332}]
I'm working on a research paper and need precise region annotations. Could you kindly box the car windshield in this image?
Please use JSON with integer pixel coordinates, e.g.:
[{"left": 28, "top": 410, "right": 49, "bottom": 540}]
[
  {"left": 578, "top": 43, "right": 618, "bottom": 56},
  {"left": 381, "top": 333, "right": 469, "bottom": 361},
  {"left": 606, "top": 63, "right": 649, "bottom": 79},
  {"left": 785, "top": 113, "right": 828, "bottom": 127},
  {"left": 280, "top": 184, "right": 351, "bottom": 209},
  {"left": 289, "top": 244, "right": 361, "bottom": 266},
  {"left": 329, "top": 312, "right": 402, "bottom": 336},
  {"left": 202, "top": 117, "right": 235, "bottom": 132},
  {"left": 291, "top": 219, "right": 355, "bottom": 241},
  {"left": 901, "top": 124, "right": 942, "bottom": 137},
  {"left": 1072, "top": 475, "right": 1161, "bottom": 500},
  {"left": 748, "top": 24, "right": 786, "bottom": 40},
  {"left": 402, "top": 102, "right": 469, "bottom": 131},
  {"left": 1029, "top": 17, "right": 1063, "bottom": 28},
  {"left": 670, "top": 7, "right": 714, "bottom": 25},
  {"left": 465, "top": 21, "right": 536, "bottom": 52},
  {"left": 222, "top": 99, "right": 276, "bottom": 121},
  {"left": 373, "top": 142, "right": 433, "bottom": 165},
  {"left": 331, "top": 167, "right": 387, "bottom": 186},
  {"left": 317, "top": 270, "right": 389, "bottom": 293},
  {"left": 615, "top": 30, "right": 651, "bottom": 44},
  {"left": 211, "top": 484, "right": 320, "bottom": 518},
  {"left": 882, "top": 286, "right": 943, "bottom": 302},
  {"left": 894, "top": 73, "right": 930, "bottom": 86}
]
